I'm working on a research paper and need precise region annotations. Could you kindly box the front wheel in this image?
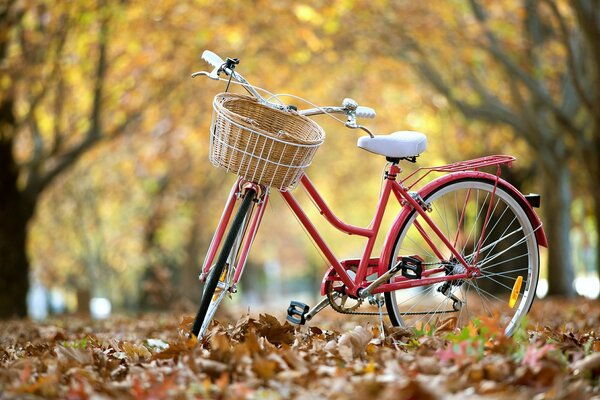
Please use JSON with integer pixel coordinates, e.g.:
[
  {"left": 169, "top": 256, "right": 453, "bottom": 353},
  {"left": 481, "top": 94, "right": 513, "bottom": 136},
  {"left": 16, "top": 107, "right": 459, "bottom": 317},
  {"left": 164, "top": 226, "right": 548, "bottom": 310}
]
[
  {"left": 384, "top": 177, "right": 540, "bottom": 336},
  {"left": 191, "top": 188, "right": 256, "bottom": 338}
]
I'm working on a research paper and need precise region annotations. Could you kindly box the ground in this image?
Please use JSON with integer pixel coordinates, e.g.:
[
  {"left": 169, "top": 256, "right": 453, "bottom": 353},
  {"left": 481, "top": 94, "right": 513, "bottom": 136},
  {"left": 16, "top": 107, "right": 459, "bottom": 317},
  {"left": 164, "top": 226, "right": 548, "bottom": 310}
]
[{"left": 0, "top": 299, "right": 599, "bottom": 399}]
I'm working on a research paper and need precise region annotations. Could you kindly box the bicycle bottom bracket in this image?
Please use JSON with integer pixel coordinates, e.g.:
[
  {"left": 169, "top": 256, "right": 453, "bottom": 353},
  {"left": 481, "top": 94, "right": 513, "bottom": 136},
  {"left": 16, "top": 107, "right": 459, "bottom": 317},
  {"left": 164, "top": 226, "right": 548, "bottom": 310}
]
[{"left": 287, "top": 301, "right": 309, "bottom": 325}]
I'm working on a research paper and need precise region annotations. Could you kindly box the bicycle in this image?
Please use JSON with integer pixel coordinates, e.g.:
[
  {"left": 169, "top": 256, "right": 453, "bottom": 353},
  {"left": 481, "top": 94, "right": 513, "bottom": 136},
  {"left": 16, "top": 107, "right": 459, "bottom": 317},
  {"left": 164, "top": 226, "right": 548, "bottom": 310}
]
[{"left": 190, "top": 50, "right": 547, "bottom": 340}]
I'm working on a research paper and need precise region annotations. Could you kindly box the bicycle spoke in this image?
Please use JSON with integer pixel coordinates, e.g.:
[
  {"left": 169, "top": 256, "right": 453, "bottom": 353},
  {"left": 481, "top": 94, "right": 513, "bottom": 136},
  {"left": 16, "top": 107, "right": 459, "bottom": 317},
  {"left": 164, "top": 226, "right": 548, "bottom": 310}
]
[
  {"left": 477, "top": 266, "right": 530, "bottom": 280},
  {"left": 461, "top": 283, "right": 472, "bottom": 326},
  {"left": 404, "top": 230, "right": 437, "bottom": 260},
  {"left": 477, "top": 203, "right": 511, "bottom": 253},
  {"left": 434, "top": 194, "right": 452, "bottom": 243},
  {"left": 201, "top": 289, "right": 228, "bottom": 333},
  {"left": 468, "top": 280, "right": 507, "bottom": 304},
  {"left": 477, "top": 228, "right": 538, "bottom": 268},
  {"left": 469, "top": 280, "right": 495, "bottom": 317},
  {"left": 397, "top": 285, "right": 439, "bottom": 312},
  {"left": 477, "top": 216, "right": 520, "bottom": 263},
  {"left": 463, "top": 224, "right": 522, "bottom": 262},
  {"left": 480, "top": 253, "right": 529, "bottom": 272},
  {"left": 423, "top": 296, "right": 451, "bottom": 328},
  {"left": 453, "top": 190, "right": 459, "bottom": 247},
  {"left": 479, "top": 274, "right": 515, "bottom": 292},
  {"left": 464, "top": 190, "right": 489, "bottom": 255}
]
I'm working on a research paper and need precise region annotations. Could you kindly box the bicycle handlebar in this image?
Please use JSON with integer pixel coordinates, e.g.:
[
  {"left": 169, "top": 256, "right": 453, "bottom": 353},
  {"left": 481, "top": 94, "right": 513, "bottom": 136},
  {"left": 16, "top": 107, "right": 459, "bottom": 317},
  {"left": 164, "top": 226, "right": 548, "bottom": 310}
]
[
  {"left": 194, "top": 49, "right": 377, "bottom": 124},
  {"left": 300, "top": 105, "right": 375, "bottom": 119}
]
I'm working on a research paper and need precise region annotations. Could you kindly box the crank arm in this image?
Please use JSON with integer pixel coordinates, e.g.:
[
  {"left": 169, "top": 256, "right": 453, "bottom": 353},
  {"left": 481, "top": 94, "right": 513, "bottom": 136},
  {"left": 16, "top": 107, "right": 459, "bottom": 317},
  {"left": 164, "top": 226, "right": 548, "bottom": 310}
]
[{"left": 305, "top": 296, "right": 335, "bottom": 322}]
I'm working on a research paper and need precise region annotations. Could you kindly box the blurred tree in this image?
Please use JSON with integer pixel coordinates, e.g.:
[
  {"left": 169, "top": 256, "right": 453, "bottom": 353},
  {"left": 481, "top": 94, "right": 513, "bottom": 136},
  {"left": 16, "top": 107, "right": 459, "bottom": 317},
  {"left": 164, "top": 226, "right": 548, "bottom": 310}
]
[
  {"left": 31, "top": 142, "right": 150, "bottom": 311},
  {"left": 17, "top": 0, "right": 586, "bottom": 317},
  {"left": 365, "top": 0, "right": 599, "bottom": 296},
  {"left": 0, "top": 0, "right": 181, "bottom": 317}
]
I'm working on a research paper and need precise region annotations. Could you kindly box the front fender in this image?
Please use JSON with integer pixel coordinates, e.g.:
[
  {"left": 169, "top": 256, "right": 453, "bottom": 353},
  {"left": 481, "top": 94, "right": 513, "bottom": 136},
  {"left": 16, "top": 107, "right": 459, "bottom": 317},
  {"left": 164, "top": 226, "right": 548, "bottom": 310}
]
[{"left": 378, "top": 171, "right": 547, "bottom": 275}]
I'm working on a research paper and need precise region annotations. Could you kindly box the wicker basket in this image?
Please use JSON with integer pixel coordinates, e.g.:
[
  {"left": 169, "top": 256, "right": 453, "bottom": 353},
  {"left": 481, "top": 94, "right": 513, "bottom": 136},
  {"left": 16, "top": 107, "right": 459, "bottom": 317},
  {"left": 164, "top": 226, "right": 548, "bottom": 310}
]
[{"left": 209, "top": 93, "right": 325, "bottom": 191}]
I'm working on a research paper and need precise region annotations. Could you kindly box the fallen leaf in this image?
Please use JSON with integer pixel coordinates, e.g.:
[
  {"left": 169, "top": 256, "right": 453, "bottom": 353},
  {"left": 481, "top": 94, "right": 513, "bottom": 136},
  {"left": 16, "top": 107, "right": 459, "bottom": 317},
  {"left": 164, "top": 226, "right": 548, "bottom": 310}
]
[
  {"left": 252, "top": 356, "right": 278, "bottom": 380},
  {"left": 338, "top": 325, "right": 373, "bottom": 361},
  {"left": 256, "top": 314, "right": 295, "bottom": 346},
  {"left": 522, "top": 344, "right": 556, "bottom": 371},
  {"left": 416, "top": 356, "right": 441, "bottom": 375},
  {"left": 121, "top": 342, "right": 151, "bottom": 362},
  {"left": 55, "top": 345, "right": 94, "bottom": 365},
  {"left": 146, "top": 338, "right": 169, "bottom": 351},
  {"left": 571, "top": 352, "right": 600, "bottom": 375}
]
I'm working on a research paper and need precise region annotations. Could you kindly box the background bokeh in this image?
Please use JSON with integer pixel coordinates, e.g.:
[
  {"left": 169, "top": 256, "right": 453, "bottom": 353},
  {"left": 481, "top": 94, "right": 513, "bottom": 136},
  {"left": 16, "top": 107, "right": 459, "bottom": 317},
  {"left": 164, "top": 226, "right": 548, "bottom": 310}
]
[{"left": 1, "top": 0, "right": 598, "bottom": 319}]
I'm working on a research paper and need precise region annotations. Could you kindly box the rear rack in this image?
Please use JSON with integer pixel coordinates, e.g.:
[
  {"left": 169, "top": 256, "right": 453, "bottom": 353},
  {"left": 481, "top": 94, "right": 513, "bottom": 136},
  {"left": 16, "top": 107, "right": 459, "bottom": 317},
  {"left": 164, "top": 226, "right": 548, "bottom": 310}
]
[{"left": 402, "top": 155, "right": 516, "bottom": 190}]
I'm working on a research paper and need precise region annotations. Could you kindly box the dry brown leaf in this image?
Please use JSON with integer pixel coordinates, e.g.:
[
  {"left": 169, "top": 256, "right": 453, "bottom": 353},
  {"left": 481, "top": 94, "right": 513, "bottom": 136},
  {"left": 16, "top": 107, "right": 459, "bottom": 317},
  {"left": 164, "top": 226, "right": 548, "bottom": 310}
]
[
  {"left": 120, "top": 342, "right": 151, "bottom": 362},
  {"left": 415, "top": 356, "right": 441, "bottom": 375},
  {"left": 338, "top": 325, "right": 373, "bottom": 361},
  {"left": 482, "top": 357, "right": 512, "bottom": 381},
  {"left": 55, "top": 345, "right": 94, "bottom": 365},
  {"left": 256, "top": 314, "right": 295, "bottom": 346},
  {"left": 466, "top": 363, "right": 485, "bottom": 382},
  {"left": 571, "top": 352, "right": 600, "bottom": 375},
  {"left": 252, "top": 356, "right": 278, "bottom": 380},
  {"left": 197, "top": 358, "right": 229, "bottom": 376}
]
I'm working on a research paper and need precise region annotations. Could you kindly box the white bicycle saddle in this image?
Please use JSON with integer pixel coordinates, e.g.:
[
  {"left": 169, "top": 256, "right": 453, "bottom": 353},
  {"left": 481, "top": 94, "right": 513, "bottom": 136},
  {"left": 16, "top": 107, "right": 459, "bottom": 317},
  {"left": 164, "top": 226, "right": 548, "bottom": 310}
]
[{"left": 357, "top": 131, "right": 427, "bottom": 158}]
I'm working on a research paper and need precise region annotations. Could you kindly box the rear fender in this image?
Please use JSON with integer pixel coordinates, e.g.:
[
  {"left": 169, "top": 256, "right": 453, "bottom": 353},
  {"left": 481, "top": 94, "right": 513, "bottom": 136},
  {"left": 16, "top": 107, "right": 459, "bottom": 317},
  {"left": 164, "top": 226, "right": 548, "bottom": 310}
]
[{"left": 378, "top": 171, "right": 547, "bottom": 275}]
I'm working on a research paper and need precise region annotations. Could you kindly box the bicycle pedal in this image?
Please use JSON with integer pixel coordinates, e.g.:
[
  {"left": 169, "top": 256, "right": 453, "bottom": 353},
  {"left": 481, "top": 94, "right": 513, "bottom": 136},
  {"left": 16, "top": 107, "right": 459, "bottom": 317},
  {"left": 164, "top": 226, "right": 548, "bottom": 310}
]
[
  {"left": 286, "top": 301, "right": 309, "bottom": 325},
  {"left": 401, "top": 256, "right": 423, "bottom": 279}
]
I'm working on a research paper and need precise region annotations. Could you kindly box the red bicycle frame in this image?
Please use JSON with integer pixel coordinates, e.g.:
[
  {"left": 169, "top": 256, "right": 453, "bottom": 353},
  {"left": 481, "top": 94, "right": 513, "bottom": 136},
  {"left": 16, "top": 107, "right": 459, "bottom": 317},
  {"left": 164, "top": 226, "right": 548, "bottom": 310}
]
[{"left": 201, "top": 156, "right": 547, "bottom": 299}]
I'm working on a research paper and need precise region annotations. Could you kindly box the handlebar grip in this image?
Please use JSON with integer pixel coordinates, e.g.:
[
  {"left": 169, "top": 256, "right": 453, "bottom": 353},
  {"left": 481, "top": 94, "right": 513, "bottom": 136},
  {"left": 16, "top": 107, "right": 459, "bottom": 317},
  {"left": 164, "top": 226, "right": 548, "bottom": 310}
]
[
  {"left": 356, "top": 106, "right": 376, "bottom": 119},
  {"left": 202, "top": 50, "right": 225, "bottom": 69}
]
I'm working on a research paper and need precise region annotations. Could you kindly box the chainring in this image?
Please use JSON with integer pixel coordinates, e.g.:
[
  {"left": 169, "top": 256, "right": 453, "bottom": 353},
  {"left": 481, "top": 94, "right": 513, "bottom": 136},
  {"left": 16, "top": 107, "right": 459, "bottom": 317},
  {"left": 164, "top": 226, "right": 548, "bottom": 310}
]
[{"left": 324, "top": 267, "right": 364, "bottom": 313}]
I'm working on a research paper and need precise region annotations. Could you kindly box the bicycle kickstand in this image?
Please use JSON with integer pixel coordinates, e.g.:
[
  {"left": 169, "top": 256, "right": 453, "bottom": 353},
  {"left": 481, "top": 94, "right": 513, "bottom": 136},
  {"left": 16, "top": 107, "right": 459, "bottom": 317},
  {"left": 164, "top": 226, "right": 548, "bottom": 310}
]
[{"left": 369, "top": 294, "right": 386, "bottom": 341}]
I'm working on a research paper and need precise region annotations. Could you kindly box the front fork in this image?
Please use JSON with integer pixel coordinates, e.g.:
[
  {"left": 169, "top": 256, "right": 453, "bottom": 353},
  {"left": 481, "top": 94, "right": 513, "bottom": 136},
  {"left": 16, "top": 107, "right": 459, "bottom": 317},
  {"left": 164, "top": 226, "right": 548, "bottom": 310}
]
[{"left": 199, "top": 179, "right": 268, "bottom": 287}]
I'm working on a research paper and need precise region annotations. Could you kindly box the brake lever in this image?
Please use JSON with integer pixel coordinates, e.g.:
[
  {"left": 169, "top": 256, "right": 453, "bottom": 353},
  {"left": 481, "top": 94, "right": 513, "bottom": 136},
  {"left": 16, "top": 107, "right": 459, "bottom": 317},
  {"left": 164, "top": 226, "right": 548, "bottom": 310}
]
[
  {"left": 358, "top": 125, "right": 375, "bottom": 138},
  {"left": 345, "top": 122, "right": 375, "bottom": 138},
  {"left": 191, "top": 67, "right": 220, "bottom": 80}
]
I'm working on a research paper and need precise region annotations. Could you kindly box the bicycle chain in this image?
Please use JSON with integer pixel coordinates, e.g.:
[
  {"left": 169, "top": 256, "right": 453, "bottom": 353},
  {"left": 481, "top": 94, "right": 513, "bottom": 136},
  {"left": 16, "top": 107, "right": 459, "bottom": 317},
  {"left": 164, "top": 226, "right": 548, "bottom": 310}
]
[
  {"left": 332, "top": 304, "right": 458, "bottom": 316},
  {"left": 327, "top": 291, "right": 458, "bottom": 316},
  {"left": 325, "top": 262, "right": 460, "bottom": 316}
]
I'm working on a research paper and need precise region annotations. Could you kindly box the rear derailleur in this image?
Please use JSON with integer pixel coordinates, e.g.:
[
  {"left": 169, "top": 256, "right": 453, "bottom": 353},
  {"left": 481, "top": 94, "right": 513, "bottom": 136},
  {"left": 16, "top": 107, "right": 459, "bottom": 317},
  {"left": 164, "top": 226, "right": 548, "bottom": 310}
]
[{"left": 437, "top": 281, "right": 463, "bottom": 312}]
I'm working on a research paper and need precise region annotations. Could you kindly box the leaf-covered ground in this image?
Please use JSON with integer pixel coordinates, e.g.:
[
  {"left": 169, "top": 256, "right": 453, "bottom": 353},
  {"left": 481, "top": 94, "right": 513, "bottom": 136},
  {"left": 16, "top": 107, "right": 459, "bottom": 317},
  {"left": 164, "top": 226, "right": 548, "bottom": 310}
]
[{"left": 1, "top": 299, "right": 599, "bottom": 399}]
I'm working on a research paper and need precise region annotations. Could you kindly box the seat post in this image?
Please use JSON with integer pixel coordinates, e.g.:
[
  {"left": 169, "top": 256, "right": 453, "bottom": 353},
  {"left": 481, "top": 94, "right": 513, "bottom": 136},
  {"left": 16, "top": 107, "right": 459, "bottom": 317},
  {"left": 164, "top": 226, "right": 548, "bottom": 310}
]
[{"left": 385, "top": 163, "right": 401, "bottom": 181}]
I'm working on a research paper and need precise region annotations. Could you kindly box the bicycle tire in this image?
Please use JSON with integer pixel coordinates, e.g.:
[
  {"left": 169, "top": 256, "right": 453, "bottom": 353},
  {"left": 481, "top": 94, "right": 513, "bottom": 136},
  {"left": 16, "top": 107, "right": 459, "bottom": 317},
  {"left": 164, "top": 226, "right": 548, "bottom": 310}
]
[
  {"left": 191, "top": 188, "right": 256, "bottom": 338},
  {"left": 384, "top": 177, "right": 539, "bottom": 336}
]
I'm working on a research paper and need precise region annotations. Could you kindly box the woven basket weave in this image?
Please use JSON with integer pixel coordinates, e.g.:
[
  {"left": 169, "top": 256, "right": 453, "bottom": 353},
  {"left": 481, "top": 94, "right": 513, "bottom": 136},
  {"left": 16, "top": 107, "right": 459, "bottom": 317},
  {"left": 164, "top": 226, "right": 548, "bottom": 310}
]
[{"left": 209, "top": 93, "right": 325, "bottom": 191}]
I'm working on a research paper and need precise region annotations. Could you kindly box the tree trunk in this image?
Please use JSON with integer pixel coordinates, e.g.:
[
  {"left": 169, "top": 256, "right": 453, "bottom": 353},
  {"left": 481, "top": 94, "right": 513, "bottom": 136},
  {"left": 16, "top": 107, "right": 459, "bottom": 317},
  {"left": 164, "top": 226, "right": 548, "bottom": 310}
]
[
  {"left": 543, "top": 164, "right": 576, "bottom": 296},
  {"left": 0, "top": 184, "right": 33, "bottom": 319},
  {"left": 594, "top": 191, "right": 600, "bottom": 294},
  {"left": 592, "top": 146, "right": 600, "bottom": 286},
  {"left": 0, "top": 98, "right": 35, "bottom": 318},
  {"left": 591, "top": 120, "right": 600, "bottom": 286}
]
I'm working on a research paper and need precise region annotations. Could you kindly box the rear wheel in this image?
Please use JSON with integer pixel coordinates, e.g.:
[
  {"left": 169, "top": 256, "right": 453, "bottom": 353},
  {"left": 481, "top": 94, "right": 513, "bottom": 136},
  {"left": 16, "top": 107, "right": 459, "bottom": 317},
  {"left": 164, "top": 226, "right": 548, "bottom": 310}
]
[
  {"left": 191, "top": 188, "right": 255, "bottom": 338},
  {"left": 384, "top": 178, "right": 539, "bottom": 336}
]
